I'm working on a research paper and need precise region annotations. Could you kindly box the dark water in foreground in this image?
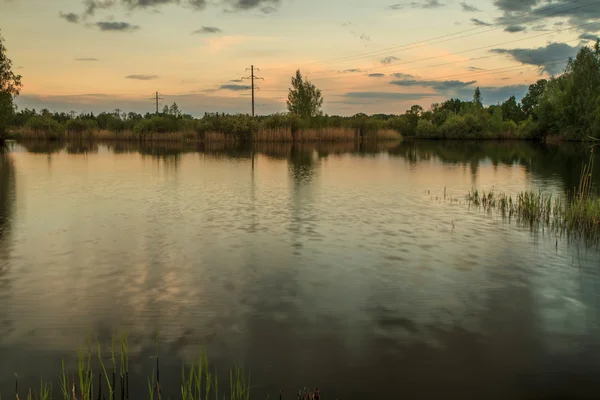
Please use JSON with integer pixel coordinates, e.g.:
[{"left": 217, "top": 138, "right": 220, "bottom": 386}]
[{"left": 1, "top": 140, "right": 600, "bottom": 399}]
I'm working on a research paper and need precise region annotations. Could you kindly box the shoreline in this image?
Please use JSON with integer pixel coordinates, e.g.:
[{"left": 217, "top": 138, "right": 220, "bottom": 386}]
[{"left": 6, "top": 127, "right": 402, "bottom": 143}]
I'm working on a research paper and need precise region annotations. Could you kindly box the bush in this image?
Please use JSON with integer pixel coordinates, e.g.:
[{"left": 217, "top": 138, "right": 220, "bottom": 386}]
[
  {"left": 132, "top": 119, "right": 154, "bottom": 135},
  {"left": 415, "top": 119, "right": 438, "bottom": 138},
  {"left": 517, "top": 118, "right": 541, "bottom": 139},
  {"left": 440, "top": 114, "right": 469, "bottom": 139},
  {"left": 25, "top": 116, "right": 64, "bottom": 139},
  {"left": 65, "top": 118, "right": 98, "bottom": 134}
]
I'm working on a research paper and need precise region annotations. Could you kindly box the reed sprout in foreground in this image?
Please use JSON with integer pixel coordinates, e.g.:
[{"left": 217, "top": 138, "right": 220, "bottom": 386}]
[{"left": 5, "top": 335, "right": 322, "bottom": 400}]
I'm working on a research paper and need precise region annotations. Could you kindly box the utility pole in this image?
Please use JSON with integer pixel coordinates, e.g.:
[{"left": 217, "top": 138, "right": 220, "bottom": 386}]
[
  {"left": 242, "top": 65, "right": 263, "bottom": 117},
  {"left": 151, "top": 91, "right": 164, "bottom": 115}
]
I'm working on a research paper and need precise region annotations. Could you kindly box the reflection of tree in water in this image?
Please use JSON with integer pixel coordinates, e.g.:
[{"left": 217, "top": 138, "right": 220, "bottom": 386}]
[
  {"left": 288, "top": 143, "right": 318, "bottom": 187},
  {"left": 387, "top": 140, "right": 600, "bottom": 196},
  {"left": 66, "top": 140, "right": 99, "bottom": 154},
  {"left": 0, "top": 148, "right": 15, "bottom": 338},
  {"left": 18, "top": 140, "right": 66, "bottom": 154}
]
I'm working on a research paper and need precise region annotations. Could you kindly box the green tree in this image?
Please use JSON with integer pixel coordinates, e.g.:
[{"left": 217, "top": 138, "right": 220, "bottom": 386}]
[
  {"left": 521, "top": 79, "right": 547, "bottom": 119},
  {"left": 538, "top": 42, "right": 600, "bottom": 139},
  {"left": 0, "top": 31, "right": 22, "bottom": 138},
  {"left": 286, "top": 69, "right": 323, "bottom": 119},
  {"left": 501, "top": 95, "right": 526, "bottom": 123},
  {"left": 473, "top": 87, "right": 483, "bottom": 114},
  {"left": 169, "top": 102, "right": 181, "bottom": 118}
]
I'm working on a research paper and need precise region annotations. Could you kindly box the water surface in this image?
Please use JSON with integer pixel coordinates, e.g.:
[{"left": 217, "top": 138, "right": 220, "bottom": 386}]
[{"left": 1, "top": 140, "right": 600, "bottom": 399}]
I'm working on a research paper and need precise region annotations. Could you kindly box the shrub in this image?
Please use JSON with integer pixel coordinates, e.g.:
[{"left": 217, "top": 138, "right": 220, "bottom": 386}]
[
  {"left": 440, "top": 114, "right": 469, "bottom": 139},
  {"left": 517, "top": 118, "right": 541, "bottom": 139},
  {"left": 65, "top": 118, "right": 98, "bottom": 134},
  {"left": 415, "top": 119, "right": 438, "bottom": 138},
  {"left": 25, "top": 116, "right": 64, "bottom": 139}
]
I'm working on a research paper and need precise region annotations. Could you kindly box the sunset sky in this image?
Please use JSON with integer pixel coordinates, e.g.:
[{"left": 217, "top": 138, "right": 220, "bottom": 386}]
[{"left": 1, "top": 0, "right": 599, "bottom": 116}]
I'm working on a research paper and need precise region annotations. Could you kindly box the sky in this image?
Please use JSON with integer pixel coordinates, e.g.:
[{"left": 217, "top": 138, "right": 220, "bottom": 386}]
[{"left": 1, "top": 0, "right": 599, "bottom": 117}]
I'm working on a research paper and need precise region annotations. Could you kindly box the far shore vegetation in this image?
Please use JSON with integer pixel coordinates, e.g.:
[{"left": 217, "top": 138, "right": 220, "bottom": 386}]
[{"left": 1, "top": 34, "right": 600, "bottom": 144}]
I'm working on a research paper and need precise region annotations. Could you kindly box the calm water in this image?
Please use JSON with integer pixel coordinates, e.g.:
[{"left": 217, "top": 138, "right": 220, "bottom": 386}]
[{"left": 1, "top": 140, "right": 600, "bottom": 399}]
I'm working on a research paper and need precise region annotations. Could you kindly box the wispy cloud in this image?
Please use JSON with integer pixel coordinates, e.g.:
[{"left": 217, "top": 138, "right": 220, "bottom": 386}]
[
  {"left": 84, "top": 0, "right": 115, "bottom": 16},
  {"left": 95, "top": 21, "right": 140, "bottom": 31},
  {"left": 59, "top": 12, "right": 80, "bottom": 23},
  {"left": 225, "top": 0, "right": 281, "bottom": 13},
  {"left": 192, "top": 26, "right": 222, "bottom": 34},
  {"left": 389, "top": 78, "right": 477, "bottom": 93},
  {"left": 368, "top": 73, "right": 386, "bottom": 78},
  {"left": 460, "top": 2, "right": 480, "bottom": 12},
  {"left": 387, "top": 0, "right": 444, "bottom": 10},
  {"left": 344, "top": 92, "right": 434, "bottom": 100},
  {"left": 125, "top": 75, "right": 159, "bottom": 80},
  {"left": 381, "top": 56, "right": 399, "bottom": 65},
  {"left": 504, "top": 25, "right": 526, "bottom": 33},
  {"left": 220, "top": 84, "right": 251, "bottom": 91},
  {"left": 471, "top": 18, "right": 492, "bottom": 26},
  {"left": 391, "top": 72, "right": 416, "bottom": 79}
]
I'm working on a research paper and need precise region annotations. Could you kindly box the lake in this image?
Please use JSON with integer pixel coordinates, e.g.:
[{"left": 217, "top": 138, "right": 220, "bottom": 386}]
[{"left": 1, "top": 139, "right": 600, "bottom": 399}]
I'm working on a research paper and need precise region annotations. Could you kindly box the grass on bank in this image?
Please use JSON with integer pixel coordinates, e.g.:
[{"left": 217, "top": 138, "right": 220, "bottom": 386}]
[{"left": 464, "top": 155, "right": 600, "bottom": 243}]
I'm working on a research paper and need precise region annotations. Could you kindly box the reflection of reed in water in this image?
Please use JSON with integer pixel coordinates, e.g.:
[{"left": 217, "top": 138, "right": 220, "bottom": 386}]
[{"left": 0, "top": 149, "right": 15, "bottom": 338}]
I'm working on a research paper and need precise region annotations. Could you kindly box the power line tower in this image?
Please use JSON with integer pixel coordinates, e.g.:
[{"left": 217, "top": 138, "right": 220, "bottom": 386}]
[
  {"left": 242, "top": 65, "right": 263, "bottom": 117},
  {"left": 150, "top": 91, "right": 164, "bottom": 115}
]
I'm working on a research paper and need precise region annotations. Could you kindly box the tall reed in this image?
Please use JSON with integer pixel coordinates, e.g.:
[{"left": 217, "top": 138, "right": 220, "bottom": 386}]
[{"left": 465, "top": 155, "right": 600, "bottom": 243}]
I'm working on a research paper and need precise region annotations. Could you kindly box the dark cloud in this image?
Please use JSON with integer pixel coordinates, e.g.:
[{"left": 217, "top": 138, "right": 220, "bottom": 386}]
[
  {"left": 504, "top": 25, "right": 526, "bottom": 32},
  {"left": 84, "top": 0, "right": 115, "bottom": 16},
  {"left": 493, "top": 0, "right": 538, "bottom": 13},
  {"left": 381, "top": 56, "right": 399, "bottom": 65},
  {"left": 579, "top": 33, "right": 600, "bottom": 41},
  {"left": 490, "top": 42, "right": 579, "bottom": 75},
  {"left": 388, "top": 4, "right": 403, "bottom": 10},
  {"left": 343, "top": 92, "right": 434, "bottom": 100},
  {"left": 125, "top": 74, "right": 159, "bottom": 80},
  {"left": 192, "top": 26, "right": 222, "bottom": 34},
  {"left": 59, "top": 12, "right": 80, "bottom": 23},
  {"left": 74, "top": 58, "right": 99, "bottom": 61},
  {"left": 342, "top": 68, "right": 363, "bottom": 73},
  {"left": 493, "top": 0, "right": 600, "bottom": 35},
  {"left": 468, "top": 66, "right": 486, "bottom": 71},
  {"left": 227, "top": 0, "right": 280, "bottom": 12},
  {"left": 121, "top": 0, "right": 180, "bottom": 8},
  {"left": 460, "top": 2, "right": 480, "bottom": 12},
  {"left": 96, "top": 21, "right": 140, "bottom": 31},
  {"left": 368, "top": 73, "right": 386, "bottom": 78},
  {"left": 471, "top": 18, "right": 492, "bottom": 26},
  {"left": 390, "top": 79, "right": 477, "bottom": 92},
  {"left": 230, "top": 79, "right": 243, "bottom": 82},
  {"left": 220, "top": 84, "right": 251, "bottom": 91}
]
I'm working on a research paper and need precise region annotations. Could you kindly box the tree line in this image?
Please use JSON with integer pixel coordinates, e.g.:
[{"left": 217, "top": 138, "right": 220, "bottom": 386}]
[{"left": 1, "top": 29, "right": 599, "bottom": 142}]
